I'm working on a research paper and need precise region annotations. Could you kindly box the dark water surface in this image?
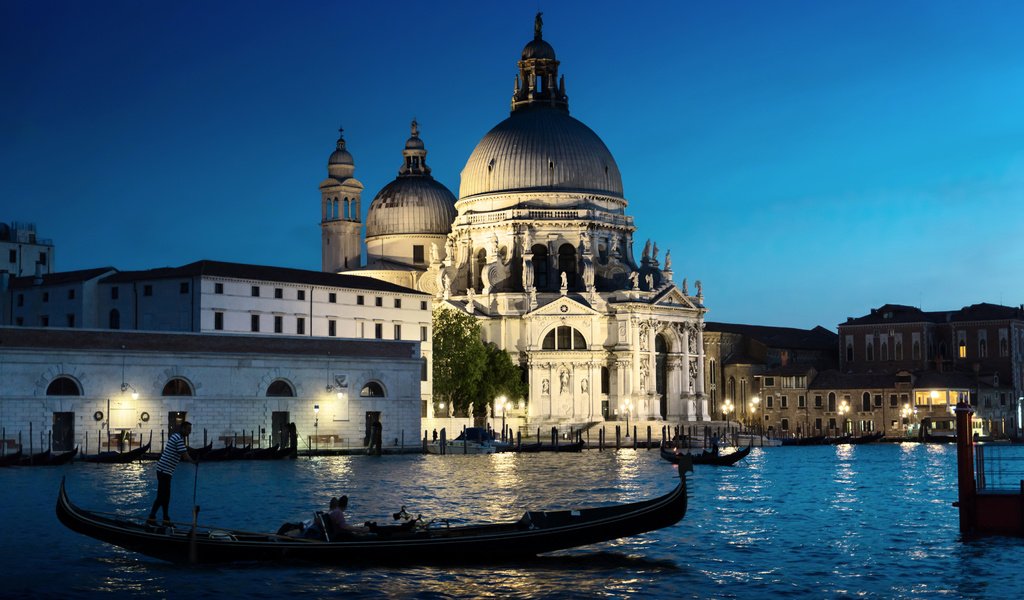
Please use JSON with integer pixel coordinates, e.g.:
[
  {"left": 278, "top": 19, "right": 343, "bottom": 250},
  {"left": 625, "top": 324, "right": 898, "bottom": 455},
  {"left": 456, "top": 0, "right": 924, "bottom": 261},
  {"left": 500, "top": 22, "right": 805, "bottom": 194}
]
[{"left": 2, "top": 443, "right": 1023, "bottom": 598}]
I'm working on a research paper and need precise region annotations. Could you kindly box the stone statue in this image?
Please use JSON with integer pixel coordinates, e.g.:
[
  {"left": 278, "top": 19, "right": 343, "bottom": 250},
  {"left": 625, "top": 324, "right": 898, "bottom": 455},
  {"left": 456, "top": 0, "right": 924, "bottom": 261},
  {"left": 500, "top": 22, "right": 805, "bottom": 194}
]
[
  {"left": 629, "top": 271, "right": 639, "bottom": 290},
  {"left": 610, "top": 235, "right": 620, "bottom": 256},
  {"left": 580, "top": 232, "right": 590, "bottom": 254},
  {"left": 652, "top": 242, "right": 659, "bottom": 262},
  {"left": 681, "top": 277, "right": 688, "bottom": 295},
  {"left": 664, "top": 249, "right": 671, "bottom": 270},
  {"left": 410, "top": 118, "right": 419, "bottom": 137},
  {"left": 696, "top": 279, "right": 703, "bottom": 297},
  {"left": 521, "top": 229, "right": 532, "bottom": 254},
  {"left": 642, "top": 239, "right": 651, "bottom": 260},
  {"left": 441, "top": 271, "right": 450, "bottom": 299},
  {"left": 488, "top": 234, "right": 499, "bottom": 260},
  {"left": 560, "top": 271, "right": 568, "bottom": 289},
  {"left": 429, "top": 242, "right": 439, "bottom": 264},
  {"left": 581, "top": 378, "right": 589, "bottom": 394},
  {"left": 445, "top": 235, "right": 456, "bottom": 263},
  {"left": 542, "top": 378, "right": 550, "bottom": 395},
  {"left": 639, "top": 361, "right": 649, "bottom": 393},
  {"left": 559, "top": 370, "right": 569, "bottom": 394},
  {"left": 535, "top": 11, "right": 543, "bottom": 38},
  {"left": 645, "top": 273, "right": 654, "bottom": 290}
]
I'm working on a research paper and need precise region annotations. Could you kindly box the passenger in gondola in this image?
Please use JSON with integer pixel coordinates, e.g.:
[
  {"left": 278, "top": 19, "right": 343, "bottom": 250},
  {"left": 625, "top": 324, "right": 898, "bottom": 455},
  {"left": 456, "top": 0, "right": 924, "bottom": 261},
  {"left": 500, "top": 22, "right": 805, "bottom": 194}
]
[{"left": 710, "top": 433, "right": 720, "bottom": 456}]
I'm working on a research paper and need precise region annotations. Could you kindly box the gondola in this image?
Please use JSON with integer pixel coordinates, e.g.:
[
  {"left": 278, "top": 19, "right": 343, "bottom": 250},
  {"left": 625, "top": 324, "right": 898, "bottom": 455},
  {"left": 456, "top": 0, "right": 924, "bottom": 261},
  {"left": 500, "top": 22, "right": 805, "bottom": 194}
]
[
  {"left": 780, "top": 435, "right": 827, "bottom": 446},
  {"left": 245, "top": 445, "right": 292, "bottom": 460},
  {"left": 81, "top": 443, "right": 151, "bottom": 464},
  {"left": 848, "top": 431, "right": 884, "bottom": 444},
  {"left": 56, "top": 458, "right": 693, "bottom": 565},
  {"left": 45, "top": 447, "right": 79, "bottom": 466},
  {"left": 0, "top": 450, "right": 24, "bottom": 467},
  {"left": 187, "top": 442, "right": 214, "bottom": 461},
  {"left": 660, "top": 444, "right": 751, "bottom": 466}
]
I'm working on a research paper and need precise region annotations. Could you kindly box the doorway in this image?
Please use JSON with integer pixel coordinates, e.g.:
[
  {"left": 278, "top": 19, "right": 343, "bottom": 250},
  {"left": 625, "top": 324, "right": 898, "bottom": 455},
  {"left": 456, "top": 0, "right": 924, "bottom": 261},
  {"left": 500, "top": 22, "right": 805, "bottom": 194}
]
[
  {"left": 52, "top": 412, "right": 74, "bottom": 451},
  {"left": 271, "top": 411, "right": 290, "bottom": 447},
  {"left": 364, "top": 411, "right": 381, "bottom": 447}
]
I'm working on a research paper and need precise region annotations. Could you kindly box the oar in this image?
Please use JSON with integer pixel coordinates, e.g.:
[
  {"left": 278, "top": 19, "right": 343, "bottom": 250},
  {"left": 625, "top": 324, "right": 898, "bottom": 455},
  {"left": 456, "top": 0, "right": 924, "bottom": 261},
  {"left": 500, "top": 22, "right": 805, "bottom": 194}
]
[{"left": 189, "top": 461, "right": 200, "bottom": 563}]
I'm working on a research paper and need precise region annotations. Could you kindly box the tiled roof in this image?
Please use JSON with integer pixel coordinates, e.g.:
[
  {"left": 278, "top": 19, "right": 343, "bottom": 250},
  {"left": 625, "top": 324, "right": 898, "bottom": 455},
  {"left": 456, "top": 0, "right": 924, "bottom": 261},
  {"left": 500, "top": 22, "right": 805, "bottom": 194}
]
[
  {"left": 808, "top": 370, "right": 897, "bottom": 390},
  {"left": 705, "top": 322, "right": 837, "bottom": 350},
  {"left": 0, "top": 327, "right": 418, "bottom": 359},
  {"left": 842, "top": 302, "right": 1024, "bottom": 327},
  {"left": 950, "top": 303, "right": 1024, "bottom": 322},
  {"left": 99, "top": 260, "right": 427, "bottom": 295},
  {"left": 9, "top": 267, "right": 117, "bottom": 288}
]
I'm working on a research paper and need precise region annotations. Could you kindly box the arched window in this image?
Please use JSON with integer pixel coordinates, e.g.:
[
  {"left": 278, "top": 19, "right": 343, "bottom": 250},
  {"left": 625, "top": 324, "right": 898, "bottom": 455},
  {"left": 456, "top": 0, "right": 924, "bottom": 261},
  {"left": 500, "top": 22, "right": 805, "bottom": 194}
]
[
  {"left": 266, "top": 380, "right": 294, "bottom": 397},
  {"left": 828, "top": 392, "right": 837, "bottom": 412},
  {"left": 532, "top": 244, "right": 549, "bottom": 289},
  {"left": 880, "top": 341, "right": 888, "bottom": 361},
  {"left": 866, "top": 341, "right": 874, "bottom": 361},
  {"left": 655, "top": 334, "right": 668, "bottom": 418},
  {"left": 360, "top": 382, "right": 386, "bottom": 397},
  {"left": 862, "top": 392, "right": 871, "bottom": 412},
  {"left": 162, "top": 378, "right": 193, "bottom": 396},
  {"left": 46, "top": 376, "right": 81, "bottom": 396},
  {"left": 979, "top": 339, "right": 987, "bottom": 358},
  {"left": 109, "top": 309, "right": 120, "bottom": 330},
  {"left": 541, "top": 326, "right": 587, "bottom": 350},
  {"left": 600, "top": 366, "right": 610, "bottom": 394},
  {"left": 557, "top": 243, "right": 577, "bottom": 288}
]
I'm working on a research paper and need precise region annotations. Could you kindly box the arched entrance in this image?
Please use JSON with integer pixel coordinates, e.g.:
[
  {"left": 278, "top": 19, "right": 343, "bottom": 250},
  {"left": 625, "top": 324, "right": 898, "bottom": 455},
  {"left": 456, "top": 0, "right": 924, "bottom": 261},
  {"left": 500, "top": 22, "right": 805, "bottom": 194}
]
[{"left": 656, "top": 334, "right": 668, "bottom": 418}]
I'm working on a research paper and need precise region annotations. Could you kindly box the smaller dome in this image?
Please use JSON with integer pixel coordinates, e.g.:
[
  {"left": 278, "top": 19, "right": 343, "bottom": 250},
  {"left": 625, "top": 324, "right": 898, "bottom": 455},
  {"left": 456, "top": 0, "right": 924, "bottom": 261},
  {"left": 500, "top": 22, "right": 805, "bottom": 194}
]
[
  {"left": 522, "top": 38, "right": 555, "bottom": 61},
  {"left": 329, "top": 147, "right": 354, "bottom": 166},
  {"left": 366, "top": 178, "right": 456, "bottom": 237},
  {"left": 404, "top": 136, "right": 425, "bottom": 151}
]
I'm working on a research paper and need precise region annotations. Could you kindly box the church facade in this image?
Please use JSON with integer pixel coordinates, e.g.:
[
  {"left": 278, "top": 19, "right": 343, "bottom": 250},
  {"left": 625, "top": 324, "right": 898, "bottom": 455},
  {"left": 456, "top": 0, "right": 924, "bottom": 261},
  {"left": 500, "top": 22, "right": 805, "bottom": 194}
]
[{"left": 322, "top": 15, "right": 710, "bottom": 428}]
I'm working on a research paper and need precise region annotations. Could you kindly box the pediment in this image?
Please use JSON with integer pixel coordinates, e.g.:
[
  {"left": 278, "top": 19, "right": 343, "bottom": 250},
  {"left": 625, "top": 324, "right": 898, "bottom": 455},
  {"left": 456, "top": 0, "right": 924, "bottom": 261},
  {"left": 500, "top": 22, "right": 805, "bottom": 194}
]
[
  {"left": 526, "top": 296, "right": 602, "bottom": 319},
  {"left": 652, "top": 287, "right": 699, "bottom": 310}
]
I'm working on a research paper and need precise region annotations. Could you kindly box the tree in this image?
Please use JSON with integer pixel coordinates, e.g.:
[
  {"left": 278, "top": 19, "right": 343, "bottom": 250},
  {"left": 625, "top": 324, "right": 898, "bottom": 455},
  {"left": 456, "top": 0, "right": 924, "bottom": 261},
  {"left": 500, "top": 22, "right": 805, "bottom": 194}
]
[
  {"left": 431, "top": 306, "right": 527, "bottom": 421},
  {"left": 431, "top": 306, "right": 486, "bottom": 417}
]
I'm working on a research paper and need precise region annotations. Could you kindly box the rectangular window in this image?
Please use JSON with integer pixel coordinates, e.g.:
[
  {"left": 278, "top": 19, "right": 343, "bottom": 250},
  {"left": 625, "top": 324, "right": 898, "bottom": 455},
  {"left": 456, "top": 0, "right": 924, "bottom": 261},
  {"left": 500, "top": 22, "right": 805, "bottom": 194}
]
[
  {"left": 763, "top": 377, "right": 775, "bottom": 387},
  {"left": 420, "top": 300, "right": 428, "bottom": 310},
  {"left": 766, "top": 396, "right": 774, "bottom": 409},
  {"left": 329, "top": 293, "right": 337, "bottom": 303},
  {"left": 394, "top": 324, "right": 401, "bottom": 340},
  {"left": 413, "top": 245, "right": 425, "bottom": 264},
  {"left": 111, "top": 286, "right": 119, "bottom": 300},
  {"left": 889, "top": 394, "right": 898, "bottom": 407},
  {"left": 7, "top": 249, "right": 14, "bottom": 263},
  {"left": 420, "top": 326, "right": 428, "bottom": 341},
  {"left": 829, "top": 418, "right": 837, "bottom": 430},
  {"left": 42, "top": 292, "right": 49, "bottom": 303},
  {"left": 781, "top": 419, "right": 789, "bottom": 431},
  {"left": 180, "top": 282, "right": 189, "bottom": 294},
  {"left": 297, "top": 317, "right": 305, "bottom": 335},
  {"left": 328, "top": 320, "right": 337, "bottom": 337},
  {"left": 375, "top": 297, "right": 383, "bottom": 307},
  {"left": 214, "top": 312, "right": 224, "bottom": 330},
  {"left": 815, "top": 395, "right": 822, "bottom": 408},
  {"left": 38, "top": 252, "right": 47, "bottom": 265},
  {"left": 394, "top": 298, "right": 402, "bottom": 309},
  {"left": 251, "top": 315, "right": 260, "bottom": 332},
  {"left": 874, "top": 394, "right": 883, "bottom": 407},
  {"left": 375, "top": 323, "right": 383, "bottom": 339},
  {"left": 66, "top": 314, "right": 75, "bottom": 328},
  {"left": 297, "top": 290, "right": 305, "bottom": 301},
  {"left": 274, "top": 316, "right": 283, "bottom": 333},
  {"left": 780, "top": 396, "right": 788, "bottom": 409},
  {"left": 421, "top": 357, "right": 429, "bottom": 382},
  {"left": 798, "top": 395, "right": 806, "bottom": 408},
  {"left": 67, "top": 289, "right": 75, "bottom": 300},
  {"left": 357, "top": 295, "right": 365, "bottom": 305},
  {"left": 251, "top": 286, "right": 260, "bottom": 297},
  {"left": 215, "top": 282, "right": 224, "bottom": 294},
  {"left": 274, "top": 288, "right": 283, "bottom": 299},
  {"left": 814, "top": 418, "right": 822, "bottom": 431},
  {"left": 143, "top": 285, "right": 153, "bottom": 297}
]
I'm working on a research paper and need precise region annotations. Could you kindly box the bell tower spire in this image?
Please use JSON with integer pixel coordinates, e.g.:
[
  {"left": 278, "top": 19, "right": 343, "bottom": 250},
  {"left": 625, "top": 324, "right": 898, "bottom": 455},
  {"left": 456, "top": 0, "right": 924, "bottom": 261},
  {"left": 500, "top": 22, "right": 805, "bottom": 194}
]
[
  {"left": 511, "top": 12, "right": 569, "bottom": 113},
  {"left": 319, "top": 126, "right": 364, "bottom": 272}
]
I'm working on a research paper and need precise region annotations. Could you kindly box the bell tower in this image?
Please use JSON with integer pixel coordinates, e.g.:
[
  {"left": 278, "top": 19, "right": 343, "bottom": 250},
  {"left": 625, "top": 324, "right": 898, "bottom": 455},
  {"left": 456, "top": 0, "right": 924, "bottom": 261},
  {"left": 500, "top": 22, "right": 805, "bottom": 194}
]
[{"left": 320, "top": 127, "right": 363, "bottom": 272}]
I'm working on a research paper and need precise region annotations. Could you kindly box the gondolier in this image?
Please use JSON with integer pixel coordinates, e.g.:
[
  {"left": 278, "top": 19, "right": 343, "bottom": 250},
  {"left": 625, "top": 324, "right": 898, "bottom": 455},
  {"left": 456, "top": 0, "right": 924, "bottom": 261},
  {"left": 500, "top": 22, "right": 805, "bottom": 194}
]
[{"left": 146, "top": 421, "right": 195, "bottom": 526}]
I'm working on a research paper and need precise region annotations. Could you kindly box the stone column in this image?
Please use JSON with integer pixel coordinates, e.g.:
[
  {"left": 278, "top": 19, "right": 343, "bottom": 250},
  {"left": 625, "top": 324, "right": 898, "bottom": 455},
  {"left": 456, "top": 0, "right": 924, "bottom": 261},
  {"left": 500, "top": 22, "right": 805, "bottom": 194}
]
[{"left": 695, "top": 323, "right": 708, "bottom": 420}]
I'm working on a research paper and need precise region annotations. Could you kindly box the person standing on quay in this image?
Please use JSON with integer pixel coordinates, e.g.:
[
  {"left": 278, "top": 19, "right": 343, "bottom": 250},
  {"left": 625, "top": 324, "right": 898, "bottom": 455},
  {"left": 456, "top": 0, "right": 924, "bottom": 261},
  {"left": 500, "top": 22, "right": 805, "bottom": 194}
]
[{"left": 147, "top": 421, "right": 195, "bottom": 526}]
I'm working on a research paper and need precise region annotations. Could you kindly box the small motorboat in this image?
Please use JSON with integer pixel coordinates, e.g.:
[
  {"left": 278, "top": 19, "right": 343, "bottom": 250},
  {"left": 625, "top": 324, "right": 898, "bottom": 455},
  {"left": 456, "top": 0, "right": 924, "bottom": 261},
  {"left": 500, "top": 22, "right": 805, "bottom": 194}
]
[
  {"left": 56, "top": 457, "right": 693, "bottom": 565},
  {"left": 427, "top": 427, "right": 497, "bottom": 455}
]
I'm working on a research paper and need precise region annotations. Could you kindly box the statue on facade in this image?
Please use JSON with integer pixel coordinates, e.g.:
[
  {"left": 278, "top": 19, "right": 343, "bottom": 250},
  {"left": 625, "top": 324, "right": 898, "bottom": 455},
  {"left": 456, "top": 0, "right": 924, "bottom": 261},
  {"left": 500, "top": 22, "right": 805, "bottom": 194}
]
[
  {"left": 664, "top": 249, "right": 671, "bottom": 271},
  {"left": 581, "top": 378, "right": 589, "bottom": 395},
  {"left": 629, "top": 271, "right": 639, "bottom": 290},
  {"left": 440, "top": 271, "right": 450, "bottom": 299},
  {"left": 488, "top": 234, "right": 499, "bottom": 260},
  {"left": 559, "top": 370, "right": 569, "bottom": 394},
  {"left": 639, "top": 361, "right": 649, "bottom": 393},
  {"left": 535, "top": 11, "right": 543, "bottom": 38},
  {"left": 610, "top": 235, "right": 620, "bottom": 256},
  {"left": 521, "top": 229, "right": 532, "bottom": 254},
  {"left": 580, "top": 232, "right": 590, "bottom": 255},
  {"left": 542, "top": 378, "right": 550, "bottom": 395},
  {"left": 429, "top": 242, "right": 439, "bottom": 264},
  {"left": 645, "top": 273, "right": 654, "bottom": 290},
  {"left": 652, "top": 242, "right": 659, "bottom": 262},
  {"left": 696, "top": 279, "right": 703, "bottom": 297},
  {"left": 681, "top": 277, "right": 688, "bottom": 295},
  {"left": 445, "top": 234, "right": 456, "bottom": 263},
  {"left": 560, "top": 271, "right": 568, "bottom": 290}
]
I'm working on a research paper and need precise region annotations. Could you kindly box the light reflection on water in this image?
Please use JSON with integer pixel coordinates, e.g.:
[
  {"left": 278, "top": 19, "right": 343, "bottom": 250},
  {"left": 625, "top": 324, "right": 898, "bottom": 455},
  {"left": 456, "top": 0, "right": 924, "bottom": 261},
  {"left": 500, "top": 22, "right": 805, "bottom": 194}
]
[{"left": 2, "top": 444, "right": 1024, "bottom": 598}]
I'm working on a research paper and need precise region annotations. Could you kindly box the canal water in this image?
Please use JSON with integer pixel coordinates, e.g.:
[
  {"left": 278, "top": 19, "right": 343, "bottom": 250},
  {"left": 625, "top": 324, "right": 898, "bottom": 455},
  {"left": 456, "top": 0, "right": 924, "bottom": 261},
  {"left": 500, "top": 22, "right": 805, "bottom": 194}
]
[{"left": 2, "top": 443, "right": 1023, "bottom": 598}]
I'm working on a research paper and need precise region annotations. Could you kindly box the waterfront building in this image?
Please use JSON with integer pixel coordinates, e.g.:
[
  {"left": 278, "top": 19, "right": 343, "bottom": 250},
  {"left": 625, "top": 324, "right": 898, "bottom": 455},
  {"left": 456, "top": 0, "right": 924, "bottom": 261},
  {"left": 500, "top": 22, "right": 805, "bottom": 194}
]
[
  {"left": 0, "top": 327, "right": 422, "bottom": 454},
  {"left": 330, "top": 15, "right": 710, "bottom": 430},
  {"left": 6, "top": 267, "right": 116, "bottom": 329},
  {"left": 0, "top": 221, "right": 54, "bottom": 278}
]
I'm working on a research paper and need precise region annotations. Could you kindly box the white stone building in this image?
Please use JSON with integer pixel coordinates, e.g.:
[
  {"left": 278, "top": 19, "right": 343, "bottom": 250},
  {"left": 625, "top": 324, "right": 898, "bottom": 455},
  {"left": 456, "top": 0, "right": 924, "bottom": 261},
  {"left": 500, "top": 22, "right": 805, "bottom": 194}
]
[
  {"left": 0, "top": 328, "right": 424, "bottom": 454},
  {"left": 325, "top": 15, "right": 709, "bottom": 429}
]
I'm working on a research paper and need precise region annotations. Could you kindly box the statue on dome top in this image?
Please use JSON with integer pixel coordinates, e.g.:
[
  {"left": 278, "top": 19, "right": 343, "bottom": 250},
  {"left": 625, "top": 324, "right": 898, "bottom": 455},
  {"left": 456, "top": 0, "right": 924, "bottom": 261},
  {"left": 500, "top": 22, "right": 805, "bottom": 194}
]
[{"left": 535, "top": 12, "right": 543, "bottom": 39}]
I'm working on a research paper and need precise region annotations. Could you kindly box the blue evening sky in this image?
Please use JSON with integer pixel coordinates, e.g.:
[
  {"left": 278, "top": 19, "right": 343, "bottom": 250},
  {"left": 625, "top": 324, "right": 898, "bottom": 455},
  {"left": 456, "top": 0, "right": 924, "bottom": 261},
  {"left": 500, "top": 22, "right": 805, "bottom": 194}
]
[{"left": 3, "top": 1, "right": 1023, "bottom": 330}]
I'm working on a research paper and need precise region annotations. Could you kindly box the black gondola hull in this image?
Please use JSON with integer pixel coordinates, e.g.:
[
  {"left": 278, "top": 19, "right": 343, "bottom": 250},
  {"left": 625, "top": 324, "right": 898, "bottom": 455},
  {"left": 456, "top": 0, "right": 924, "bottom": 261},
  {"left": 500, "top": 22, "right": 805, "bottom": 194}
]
[{"left": 660, "top": 445, "right": 751, "bottom": 466}]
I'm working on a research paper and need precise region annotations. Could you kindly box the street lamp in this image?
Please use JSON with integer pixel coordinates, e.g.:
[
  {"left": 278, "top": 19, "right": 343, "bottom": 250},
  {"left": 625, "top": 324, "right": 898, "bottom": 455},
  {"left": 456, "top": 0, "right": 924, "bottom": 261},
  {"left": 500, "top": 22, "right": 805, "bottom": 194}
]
[
  {"left": 751, "top": 395, "right": 761, "bottom": 432},
  {"left": 900, "top": 403, "right": 914, "bottom": 438},
  {"left": 838, "top": 399, "right": 850, "bottom": 435},
  {"left": 313, "top": 404, "right": 320, "bottom": 452},
  {"left": 722, "top": 399, "right": 734, "bottom": 421},
  {"left": 619, "top": 399, "right": 633, "bottom": 438},
  {"left": 497, "top": 396, "right": 510, "bottom": 441}
]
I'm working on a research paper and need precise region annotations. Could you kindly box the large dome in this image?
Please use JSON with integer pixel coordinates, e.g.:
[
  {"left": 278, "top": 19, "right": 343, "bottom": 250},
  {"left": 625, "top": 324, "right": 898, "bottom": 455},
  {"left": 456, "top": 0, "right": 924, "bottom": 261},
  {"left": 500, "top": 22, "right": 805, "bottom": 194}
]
[
  {"left": 366, "top": 177, "right": 457, "bottom": 237},
  {"left": 459, "top": 108, "right": 624, "bottom": 199}
]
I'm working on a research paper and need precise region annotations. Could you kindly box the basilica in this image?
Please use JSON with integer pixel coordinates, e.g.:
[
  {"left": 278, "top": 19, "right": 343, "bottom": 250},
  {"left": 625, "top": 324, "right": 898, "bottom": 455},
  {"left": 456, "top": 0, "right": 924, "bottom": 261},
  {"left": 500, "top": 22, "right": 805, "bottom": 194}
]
[{"left": 320, "top": 15, "right": 710, "bottom": 428}]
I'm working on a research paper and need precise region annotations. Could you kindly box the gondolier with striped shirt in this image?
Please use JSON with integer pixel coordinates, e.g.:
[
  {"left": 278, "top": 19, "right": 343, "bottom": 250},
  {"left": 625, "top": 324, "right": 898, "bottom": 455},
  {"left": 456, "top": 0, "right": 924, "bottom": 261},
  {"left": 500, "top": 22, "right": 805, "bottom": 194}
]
[{"left": 147, "top": 421, "right": 195, "bottom": 526}]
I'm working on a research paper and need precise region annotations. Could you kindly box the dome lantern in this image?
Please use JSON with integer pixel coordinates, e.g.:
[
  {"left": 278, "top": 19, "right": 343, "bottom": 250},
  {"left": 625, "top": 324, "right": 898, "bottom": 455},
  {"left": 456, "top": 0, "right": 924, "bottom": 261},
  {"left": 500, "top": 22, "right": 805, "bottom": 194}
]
[{"left": 512, "top": 12, "right": 568, "bottom": 113}]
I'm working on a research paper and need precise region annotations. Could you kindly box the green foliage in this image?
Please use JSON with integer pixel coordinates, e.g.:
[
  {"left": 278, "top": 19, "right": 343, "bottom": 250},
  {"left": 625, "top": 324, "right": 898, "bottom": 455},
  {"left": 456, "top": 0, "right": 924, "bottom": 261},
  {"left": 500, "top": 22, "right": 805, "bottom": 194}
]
[{"left": 431, "top": 306, "right": 527, "bottom": 418}]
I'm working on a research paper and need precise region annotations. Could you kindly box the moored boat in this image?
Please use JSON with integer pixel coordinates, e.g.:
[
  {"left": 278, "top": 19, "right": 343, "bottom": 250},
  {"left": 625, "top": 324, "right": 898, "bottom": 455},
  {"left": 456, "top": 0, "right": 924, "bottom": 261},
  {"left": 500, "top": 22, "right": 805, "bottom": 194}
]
[
  {"left": 56, "top": 458, "right": 693, "bottom": 564},
  {"left": 81, "top": 443, "right": 151, "bottom": 464},
  {"left": 660, "top": 445, "right": 751, "bottom": 466}
]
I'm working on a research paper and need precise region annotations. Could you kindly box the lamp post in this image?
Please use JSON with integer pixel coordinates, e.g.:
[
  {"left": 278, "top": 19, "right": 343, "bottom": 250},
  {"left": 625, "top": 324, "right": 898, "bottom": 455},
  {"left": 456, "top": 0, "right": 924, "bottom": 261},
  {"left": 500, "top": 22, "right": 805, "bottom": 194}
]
[
  {"left": 619, "top": 399, "right": 633, "bottom": 438},
  {"left": 900, "top": 403, "right": 912, "bottom": 439},
  {"left": 313, "top": 404, "right": 319, "bottom": 452},
  {"left": 722, "top": 399, "right": 734, "bottom": 422},
  {"left": 496, "top": 396, "right": 510, "bottom": 441},
  {"left": 751, "top": 395, "right": 761, "bottom": 434},
  {"left": 838, "top": 399, "right": 850, "bottom": 435}
]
